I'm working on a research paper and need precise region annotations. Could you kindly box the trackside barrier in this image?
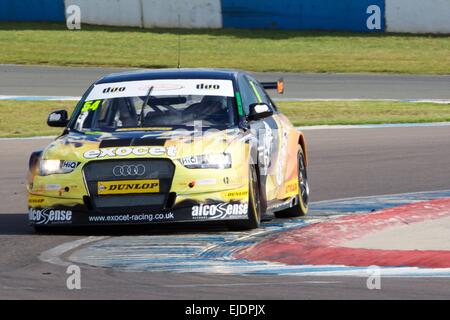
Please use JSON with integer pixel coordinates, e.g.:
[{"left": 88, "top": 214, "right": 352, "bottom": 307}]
[
  {"left": 64, "top": 0, "right": 142, "bottom": 27},
  {"left": 1, "top": 0, "right": 449, "bottom": 34},
  {"left": 64, "top": 0, "right": 383, "bottom": 31},
  {"left": 221, "top": 0, "right": 385, "bottom": 32},
  {"left": 141, "top": 0, "right": 222, "bottom": 28},
  {"left": 0, "top": 0, "right": 65, "bottom": 22},
  {"left": 385, "top": 0, "right": 450, "bottom": 34},
  {"left": 64, "top": 0, "right": 222, "bottom": 28}
]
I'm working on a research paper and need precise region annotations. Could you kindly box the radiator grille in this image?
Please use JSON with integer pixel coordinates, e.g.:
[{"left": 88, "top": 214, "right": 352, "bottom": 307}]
[{"left": 83, "top": 159, "right": 175, "bottom": 213}]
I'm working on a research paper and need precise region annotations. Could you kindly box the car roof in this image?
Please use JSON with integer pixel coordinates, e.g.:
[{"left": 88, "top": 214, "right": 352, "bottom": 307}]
[{"left": 96, "top": 68, "right": 242, "bottom": 84}]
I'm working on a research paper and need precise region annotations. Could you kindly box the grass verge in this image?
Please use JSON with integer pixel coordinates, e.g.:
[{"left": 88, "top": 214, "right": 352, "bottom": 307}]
[
  {"left": 280, "top": 100, "right": 450, "bottom": 126},
  {"left": 0, "top": 101, "right": 73, "bottom": 138},
  {"left": 0, "top": 23, "right": 449, "bottom": 74},
  {"left": 1, "top": 100, "right": 449, "bottom": 138}
]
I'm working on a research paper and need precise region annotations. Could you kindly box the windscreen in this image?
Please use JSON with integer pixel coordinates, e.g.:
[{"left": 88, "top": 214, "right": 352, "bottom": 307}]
[{"left": 73, "top": 79, "right": 237, "bottom": 131}]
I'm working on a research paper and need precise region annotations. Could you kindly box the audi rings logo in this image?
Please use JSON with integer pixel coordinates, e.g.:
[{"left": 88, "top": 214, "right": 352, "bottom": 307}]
[{"left": 112, "top": 165, "right": 146, "bottom": 177}]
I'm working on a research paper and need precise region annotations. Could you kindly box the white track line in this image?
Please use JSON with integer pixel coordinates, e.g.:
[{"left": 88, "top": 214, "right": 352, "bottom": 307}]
[
  {"left": 0, "top": 136, "right": 55, "bottom": 141},
  {"left": 162, "top": 280, "right": 343, "bottom": 288},
  {"left": 297, "top": 122, "right": 450, "bottom": 130},
  {"left": 312, "top": 189, "right": 450, "bottom": 205},
  {"left": 0, "top": 95, "right": 80, "bottom": 101},
  {"left": 274, "top": 98, "right": 450, "bottom": 104},
  {"left": 39, "top": 236, "right": 106, "bottom": 267},
  {"left": 1, "top": 95, "right": 449, "bottom": 104}
]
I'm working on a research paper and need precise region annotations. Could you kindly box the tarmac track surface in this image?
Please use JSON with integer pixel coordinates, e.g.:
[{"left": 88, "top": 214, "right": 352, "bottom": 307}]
[
  {"left": 1, "top": 64, "right": 450, "bottom": 100},
  {"left": 1, "top": 126, "right": 450, "bottom": 299}
]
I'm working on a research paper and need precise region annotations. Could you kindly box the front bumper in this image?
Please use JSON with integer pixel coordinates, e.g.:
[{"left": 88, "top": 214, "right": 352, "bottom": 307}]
[
  {"left": 28, "top": 189, "right": 250, "bottom": 227},
  {"left": 28, "top": 155, "right": 251, "bottom": 227}
]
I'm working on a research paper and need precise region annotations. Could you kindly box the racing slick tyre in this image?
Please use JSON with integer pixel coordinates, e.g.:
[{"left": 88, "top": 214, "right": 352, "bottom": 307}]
[
  {"left": 274, "top": 148, "right": 309, "bottom": 218},
  {"left": 228, "top": 164, "right": 262, "bottom": 230}
]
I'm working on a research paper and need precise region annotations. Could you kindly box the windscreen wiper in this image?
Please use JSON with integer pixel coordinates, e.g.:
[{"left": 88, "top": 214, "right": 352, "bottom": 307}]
[{"left": 139, "top": 86, "right": 154, "bottom": 127}]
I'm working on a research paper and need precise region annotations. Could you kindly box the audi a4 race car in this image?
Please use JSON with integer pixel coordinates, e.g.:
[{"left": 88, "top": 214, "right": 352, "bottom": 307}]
[{"left": 27, "top": 69, "right": 309, "bottom": 231}]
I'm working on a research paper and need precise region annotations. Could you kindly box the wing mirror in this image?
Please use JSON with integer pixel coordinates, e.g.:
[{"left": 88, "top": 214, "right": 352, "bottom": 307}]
[
  {"left": 47, "top": 110, "right": 69, "bottom": 127},
  {"left": 247, "top": 103, "right": 273, "bottom": 121}
]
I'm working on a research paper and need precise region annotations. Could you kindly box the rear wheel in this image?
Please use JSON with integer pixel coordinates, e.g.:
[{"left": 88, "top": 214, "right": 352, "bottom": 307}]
[
  {"left": 229, "top": 164, "right": 262, "bottom": 230},
  {"left": 274, "top": 148, "right": 309, "bottom": 218}
]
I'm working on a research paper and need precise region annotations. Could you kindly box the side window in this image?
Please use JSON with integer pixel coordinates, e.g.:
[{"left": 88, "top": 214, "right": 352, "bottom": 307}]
[{"left": 238, "top": 75, "right": 258, "bottom": 116}]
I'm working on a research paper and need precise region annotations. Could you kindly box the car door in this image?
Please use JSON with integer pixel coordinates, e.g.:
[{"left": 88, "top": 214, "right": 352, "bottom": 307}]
[{"left": 238, "top": 74, "right": 282, "bottom": 202}]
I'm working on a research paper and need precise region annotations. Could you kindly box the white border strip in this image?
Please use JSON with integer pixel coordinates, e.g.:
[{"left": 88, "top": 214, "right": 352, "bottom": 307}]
[
  {"left": 0, "top": 136, "right": 56, "bottom": 141},
  {"left": 274, "top": 98, "right": 450, "bottom": 104},
  {"left": 297, "top": 122, "right": 450, "bottom": 130},
  {"left": 0, "top": 95, "right": 80, "bottom": 101},
  {"left": 1, "top": 96, "right": 449, "bottom": 104},
  {"left": 39, "top": 236, "right": 106, "bottom": 267}
]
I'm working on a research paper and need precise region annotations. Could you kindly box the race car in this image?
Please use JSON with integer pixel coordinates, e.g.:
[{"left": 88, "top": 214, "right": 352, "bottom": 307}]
[{"left": 27, "top": 68, "right": 309, "bottom": 231}]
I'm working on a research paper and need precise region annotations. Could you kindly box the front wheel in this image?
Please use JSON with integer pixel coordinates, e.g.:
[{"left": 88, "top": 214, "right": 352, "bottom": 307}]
[
  {"left": 274, "top": 148, "right": 309, "bottom": 218},
  {"left": 228, "top": 165, "right": 262, "bottom": 230}
]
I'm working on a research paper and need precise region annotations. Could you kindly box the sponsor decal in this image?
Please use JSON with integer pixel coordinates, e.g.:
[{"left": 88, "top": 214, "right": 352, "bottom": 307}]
[
  {"left": 276, "top": 128, "right": 289, "bottom": 186},
  {"left": 98, "top": 179, "right": 160, "bottom": 195},
  {"left": 268, "top": 198, "right": 293, "bottom": 212},
  {"left": 195, "top": 178, "right": 217, "bottom": 186},
  {"left": 223, "top": 176, "right": 245, "bottom": 185},
  {"left": 284, "top": 178, "right": 299, "bottom": 197},
  {"left": 29, "top": 208, "right": 72, "bottom": 225},
  {"left": 191, "top": 203, "right": 248, "bottom": 220},
  {"left": 81, "top": 100, "right": 101, "bottom": 113},
  {"left": 83, "top": 146, "right": 177, "bottom": 159},
  {"left": 138, "top": 84, "right": 184, "bottom": 91},
  {"left": 62, "top": 160, "right": 79, "bottom": 171},
  {"left": 179, "top": 156, "right": 200, "bottom": 166},
  {"left": 222, "top": 188, "right": 249, "bottom": 200},
  {"left": 86, "top": 79, "right": 235, "bottom": 101},
  {"left": 196, "top": 83, "right": 220, "bottom": 90},
  {"left": 102, "top": 86, "right": 125, "bottom": 94},
  {"left": 259, "top": 122, "right": 274, "bottom": 174},
  {"left": 28, "top": 196, "right": 46, "bottom": 205},
  {"left": 88, "top": 212, "right": 174, "bottom": 223},
  {"left": 45, "top": 184, "right": 61, "bottom": 191}
]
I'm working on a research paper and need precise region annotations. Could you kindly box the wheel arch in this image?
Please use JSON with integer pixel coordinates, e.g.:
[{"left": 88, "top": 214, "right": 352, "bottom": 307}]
[
  {"left": 298, "top": 132, "right": 308, "bottom": 166},
  {"left": 27, "top": 150, "right": 43, "bottom": 189}
]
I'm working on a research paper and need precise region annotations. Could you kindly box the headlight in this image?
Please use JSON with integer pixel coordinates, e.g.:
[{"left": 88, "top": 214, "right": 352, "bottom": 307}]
[
  {"left": 39, "top": 160, "right": 79, "bottom": 176},
  {"left": 179, "top": 153, "right": 232, "bottom": 169}
]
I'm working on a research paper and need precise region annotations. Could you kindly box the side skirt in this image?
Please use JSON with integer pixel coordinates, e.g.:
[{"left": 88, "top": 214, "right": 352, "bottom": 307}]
[{"left": 265, "top": 196, "right": 298, "bottom": 218}]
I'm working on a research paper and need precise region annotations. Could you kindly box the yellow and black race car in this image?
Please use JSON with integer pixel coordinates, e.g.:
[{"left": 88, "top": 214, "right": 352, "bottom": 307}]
[{"left": 27, "top": 69, "right": 309, "bottom": 231}]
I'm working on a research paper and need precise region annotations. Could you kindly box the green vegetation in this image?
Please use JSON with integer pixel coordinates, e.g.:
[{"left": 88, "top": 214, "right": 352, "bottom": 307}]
[
  {"left": 0, "top": 23, "right": 449, "bottom": 74},
  {"left": 0, "top": 101, "right": 73, "bottom": 137},
  {"left": 1, "top": 100, "right": 449, "bottom": 138},
  {"left": 279, "top": 100, "right": 450, "bottom": 126}
]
